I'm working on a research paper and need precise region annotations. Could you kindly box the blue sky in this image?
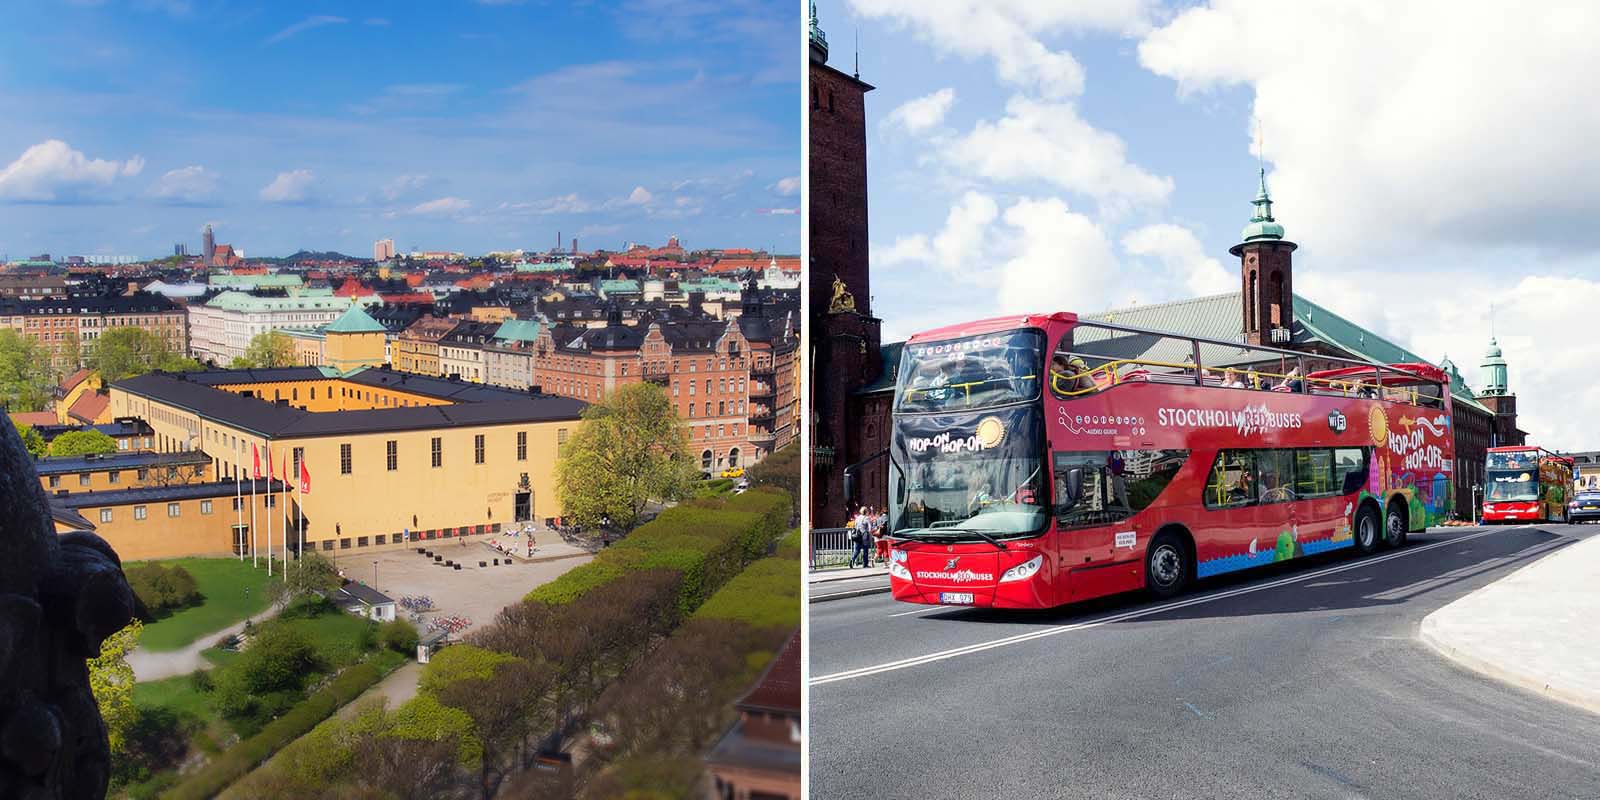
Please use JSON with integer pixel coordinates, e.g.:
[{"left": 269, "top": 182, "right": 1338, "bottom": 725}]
[
  {"left": 0, "top": 0, "right": 800, "bottom": 258},
  {"left": 816, "top": 0, "right": 1600, "bottom": 451}
]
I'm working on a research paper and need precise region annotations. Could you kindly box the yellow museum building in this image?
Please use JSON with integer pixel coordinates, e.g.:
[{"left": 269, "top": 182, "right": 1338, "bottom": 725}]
[{"left": 106, "top": 365, "right": 586, "bottom": 558}]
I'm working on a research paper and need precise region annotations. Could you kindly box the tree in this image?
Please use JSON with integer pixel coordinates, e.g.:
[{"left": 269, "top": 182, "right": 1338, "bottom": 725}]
[
  {"left": 555, "top": 382, "right": 697, "bottom": 531},
  {"left": 89, "top": 618, "right": 143, "bottom": 754},
  {"left": 264, "top": 551, "right": 342, "bottom": 610},
  {"left": 48, "top": 429, "right": 118, "bottom": 457},
  {"left": 86, "top": 326, "right": 199, "bottom": 382},
  {"left": 0, "top": 329, "right": 56, "bottom": 411},
  {"left": 16, "top": 424, "right": 47, "bottom": 458},
  {"left": 241, "top": 330, "right": 296, "bottom": 369}
]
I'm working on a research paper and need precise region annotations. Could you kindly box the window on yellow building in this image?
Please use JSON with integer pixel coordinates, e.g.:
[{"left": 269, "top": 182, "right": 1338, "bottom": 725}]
[
  {"left": 386, "top": 440, "right": 398, "bottom": 471},
  {"left": 134, "top": 505, "right": 147, "bottom": 520},
  {"left": 100, "top": 509, "right": 112, "bottom": 523},
  {"left": 475, "top": 434, "right": 486, "bottom": 464}
]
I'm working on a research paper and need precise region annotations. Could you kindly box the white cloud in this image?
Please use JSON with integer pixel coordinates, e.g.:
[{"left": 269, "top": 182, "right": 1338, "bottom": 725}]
[
  {"left": 772, "top": 175, "right": 800, "bottom": 196},
  {"left": 259, "top": 169, "right": 315, "bottom": 203},
  {"left": 626, "top": 186, "right": 653, "bottom": 205},
  {"left": 380, "top": 174, "right": 432, "bottom": 202},
  {"left": 265, "top": 15, "right": 348, "bottom": 45},
  {"left": 410, "top": 196, "right": 471, "bottom": 215},
  {"left": 1294, "top": 268, "right": 1600, "bottom": 450},
  {"left": 0, "top": 140, "right": 145, "bottom": 201},
  {"left": 943, "top": 95, "right": 1173, "bottom": 211},
  {"left": 1122, "top": 223, "right": 1234, "bottom": 296},
  {"left": 883, "top": 88, "right": 956, "bottom": 135},
  {"left": 147, "top": 165, "right": 219, "bottom": 203},
  {"left": 992, "top": 197, "right": 1120, "bottom": 312},
  {"left": 1138, "top": 1, "right": 1600, "bottom": 258},
  {"left": 849, "top": 0, "right": 1154, "bottom": 98}
]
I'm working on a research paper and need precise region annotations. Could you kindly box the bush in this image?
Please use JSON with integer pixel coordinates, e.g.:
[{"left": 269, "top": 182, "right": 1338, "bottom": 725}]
[
  {"left": 125, "top": 563, "right": 201, "bottom": 616},
  {"left": 378, "top": 618, "right": 419, "bottom": 655},
  {"left": 692, "top": 557, "right": 801, "bottom": 631},
  {"left": 775, "top": 528, "right": 801, "bottom": 559},
  {"left": 387, "top": 693, "right": 481, "bottom": 768},
  {"left": 165, "top": 663, "right": 385, "bottom": 800},
  {"left": 418, "top": 645, "right": 516, "bottom": 696}
]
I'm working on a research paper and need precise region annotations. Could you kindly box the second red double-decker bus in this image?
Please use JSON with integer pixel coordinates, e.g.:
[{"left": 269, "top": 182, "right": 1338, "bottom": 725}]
[
  {"left": 1481, "top": 446, "right": 1572, "bottom": 524},
  {"left": 885, "top": 312, "right": 1456, "bottom": 609}
]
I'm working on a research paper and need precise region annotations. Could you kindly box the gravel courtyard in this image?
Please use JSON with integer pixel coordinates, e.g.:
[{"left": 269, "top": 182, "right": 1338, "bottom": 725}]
[{"left": 341, "top": 534, "right": 593, "bottom": 636}]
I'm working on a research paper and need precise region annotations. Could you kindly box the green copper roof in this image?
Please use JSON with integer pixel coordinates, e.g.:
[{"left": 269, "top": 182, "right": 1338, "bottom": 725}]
[
  {"left": 209, "top": 273, "right": 304, "bottom": 288},
  {"left": 493, "top": 318, "right": 541, "bottom": 343},
  {"left": 325, "top": 304, "right": 387, "bottom": 334},
  {"left": 1482, "top": 337, "right": 1505, "bottom": 365},
  {"left": 599, "top": 279, "right": 641, "bottom": 294},
  {"left": 205, "top": 291, "right": 355, "bottom": 312},
  {"left": 1240, "top": 168, "right": 1286, "bottom": 242}
]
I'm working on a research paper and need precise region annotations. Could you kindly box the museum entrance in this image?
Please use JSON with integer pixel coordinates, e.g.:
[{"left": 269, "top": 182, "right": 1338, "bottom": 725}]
[{"left": 514, "top": 491, "right": 532, "bottom": 522}]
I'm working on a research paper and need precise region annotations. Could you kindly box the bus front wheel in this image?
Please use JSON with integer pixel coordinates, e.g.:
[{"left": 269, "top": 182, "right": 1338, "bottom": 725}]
[
  {"left": 1145, "top": 531, "right": 1190, "bottom": 599},
  {"left": 1354, "top": 505, "right": 1380, "bottom": 555}
]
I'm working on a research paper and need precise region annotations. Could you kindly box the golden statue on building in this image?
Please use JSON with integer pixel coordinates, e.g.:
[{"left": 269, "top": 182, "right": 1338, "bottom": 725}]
[{"left": 829, "top": 275, "right": 856, "bottom": 313}]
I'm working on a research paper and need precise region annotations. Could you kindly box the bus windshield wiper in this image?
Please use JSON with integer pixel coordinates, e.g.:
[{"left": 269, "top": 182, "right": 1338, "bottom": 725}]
[{"left": 965, "top": 529, "right": 1009, "bottom": 551}]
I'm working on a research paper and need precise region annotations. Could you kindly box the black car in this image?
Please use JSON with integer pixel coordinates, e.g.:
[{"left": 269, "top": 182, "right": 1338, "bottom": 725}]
[{"left": 1569, "top": 491, "right": 1600, "bottom": 523}]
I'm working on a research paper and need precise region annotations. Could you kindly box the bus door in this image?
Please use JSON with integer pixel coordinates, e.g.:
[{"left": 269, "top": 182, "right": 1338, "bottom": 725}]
[{"left": 1053, "top": 451, "right": 1137, "bottom": 599}]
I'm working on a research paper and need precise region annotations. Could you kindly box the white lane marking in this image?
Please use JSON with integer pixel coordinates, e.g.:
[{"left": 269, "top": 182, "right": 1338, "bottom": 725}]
[
  {"left": 887, "top": 606, "right": 945, "bottom": 618},
  {"left": 812, "top": 528, "right": 1505, "bottom": 686}
]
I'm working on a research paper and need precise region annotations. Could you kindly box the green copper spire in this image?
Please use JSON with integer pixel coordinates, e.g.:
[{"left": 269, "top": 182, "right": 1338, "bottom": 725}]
[
  {"left": 1240, "top": 167, "right": 1285, "bottom": 242},
  {"left": 1480, "top": 336, "right": 1508, "bottom": 395},
  {"left": 810, "top": 1, "right": 829, "bottom": 63}
]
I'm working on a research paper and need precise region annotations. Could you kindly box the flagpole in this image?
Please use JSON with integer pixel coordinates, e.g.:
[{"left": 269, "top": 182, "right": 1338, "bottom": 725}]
[
  {"left": 297, "top": 461, "right": 306, "bottom": 570},
  {"left": 235, "top": 468, "right": 243, "bottom": 561},
  {"left": 281, "top": 456, "right": 289, "bottom": 583},
  {"left": 266, "top": 446, "right": 273, "bottom": 578},
  {"left": 251, "top": 445, "right": 259, "bottom": 568}
]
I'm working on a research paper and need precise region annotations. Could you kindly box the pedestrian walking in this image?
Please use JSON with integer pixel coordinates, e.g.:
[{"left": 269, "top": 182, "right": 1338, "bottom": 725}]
[
  {"left": 850, "top": 506, "right": 873, "bottom": 568},
  {"left": 872, "top": 507, "right": 890, "bottom": 564}
]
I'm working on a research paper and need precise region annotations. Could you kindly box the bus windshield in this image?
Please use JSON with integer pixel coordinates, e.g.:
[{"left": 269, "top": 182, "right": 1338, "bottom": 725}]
[
  {"left": 891, "top": 406, "right": 1046, "bottom": 538},
  {"left": 1486, "top": 469, "right": 1538, "bottom": 501},
  {"left": 896, "top": 329, "right": 1043, "bottom": 413}
]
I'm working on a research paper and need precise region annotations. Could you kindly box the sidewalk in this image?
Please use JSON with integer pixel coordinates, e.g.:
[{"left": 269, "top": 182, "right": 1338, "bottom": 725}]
[
  {"left": 808, "top": 565, "right": 891, "bottom": 602},
  {"left": 1420, "top": 534, "right": 1600, "bottom": 716}
]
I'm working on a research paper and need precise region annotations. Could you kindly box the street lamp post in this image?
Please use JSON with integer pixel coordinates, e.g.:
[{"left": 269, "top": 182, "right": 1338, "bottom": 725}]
[{"left": 372, "top": 560, "right": 378, "bottom": 587}]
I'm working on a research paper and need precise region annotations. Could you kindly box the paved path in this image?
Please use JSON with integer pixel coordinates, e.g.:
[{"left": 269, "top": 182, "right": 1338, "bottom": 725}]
[
  {"left": 1422, "top": 531, "right": 1600, "bottom": 715},
  {"left": 335, "top": 660, "right": 423, "bottom": 719},
  {"left": 811, "top": 525, "right": 1600, "bottom": 799},
  {"left": 128, "top": 617, "right": 253, "bottom": 682}
]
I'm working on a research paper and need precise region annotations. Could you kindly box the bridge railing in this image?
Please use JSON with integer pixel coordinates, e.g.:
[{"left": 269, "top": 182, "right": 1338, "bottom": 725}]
[{"left": 810, "top": 527, "right": 855, "bottom": 571}]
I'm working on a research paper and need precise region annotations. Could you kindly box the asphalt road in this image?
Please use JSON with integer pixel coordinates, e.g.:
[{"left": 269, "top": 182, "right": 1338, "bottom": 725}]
[{"left": 809, "top": 524, "right": 1600, "bottom": 800}]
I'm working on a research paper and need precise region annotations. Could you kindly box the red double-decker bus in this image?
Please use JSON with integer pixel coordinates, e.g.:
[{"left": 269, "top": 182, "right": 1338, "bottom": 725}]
[
  {"left": 1481, "top": 446, "right": 1572, "bottom": 524},
  {"left": 885, "top": 312, "right": 1456, "bottom": 609}
]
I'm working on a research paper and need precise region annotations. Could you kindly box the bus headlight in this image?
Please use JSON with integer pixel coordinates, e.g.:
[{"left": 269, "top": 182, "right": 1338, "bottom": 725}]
[
  {"left": 889, "top": 561, "right": 912, "bottom": 580},
  {"left": 998, "top": 555, "right": 1044, "bottom": 583}
]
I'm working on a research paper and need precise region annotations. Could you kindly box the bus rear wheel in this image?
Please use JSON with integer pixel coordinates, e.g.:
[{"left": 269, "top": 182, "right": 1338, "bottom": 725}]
[
  {"left": 1354, "top": 505, "right": 1380, "bottom": 555},
  {"left": 1145, "top": 531, "right": 1190, "bottom": 599},
  {"left": 1383, "top": 504, "right": 1408, "bottom": 549}
]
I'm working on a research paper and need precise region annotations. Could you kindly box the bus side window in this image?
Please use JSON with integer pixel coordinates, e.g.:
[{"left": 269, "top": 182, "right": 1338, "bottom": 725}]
[
  {"left": 1335, "top": 447, "right": 1368, "bottom": 495},
  {"left": 1205, "top": 450, "right": 1256, "bottom": 509}
]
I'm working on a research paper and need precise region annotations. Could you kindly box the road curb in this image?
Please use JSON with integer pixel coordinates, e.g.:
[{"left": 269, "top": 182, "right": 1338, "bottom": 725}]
[
  {"left": 809, "top": 584, "right": 891, "bottom": 603},
  {"left": 1417, "top": 618, "right": 1600, "bottom": 718}
]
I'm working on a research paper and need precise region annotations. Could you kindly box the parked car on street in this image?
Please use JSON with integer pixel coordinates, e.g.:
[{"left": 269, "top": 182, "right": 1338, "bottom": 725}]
[{"left": 1569, "top": 491, "right": 1600, "bottom": 523}]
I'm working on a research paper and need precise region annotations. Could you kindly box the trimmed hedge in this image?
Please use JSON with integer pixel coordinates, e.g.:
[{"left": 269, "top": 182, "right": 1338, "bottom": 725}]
[
  {"left": 527, "top": 490, "right": 788, "bottom": 613},
  {"left": 692, "top": 557, "right": 801, "bottom": 631},
  {"left": 164, "top": 663, "right": 383, "bottom": 800},
  {"left": 775, "top": 528, "right": 801, "bottom": 559}
]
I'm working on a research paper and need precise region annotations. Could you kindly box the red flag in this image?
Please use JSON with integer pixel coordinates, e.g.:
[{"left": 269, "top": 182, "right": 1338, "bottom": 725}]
[
  {"left": 299, "top": 459, "right": 311, "bottom": 495},
  {"left": 252, "top": 443, "right": 261, "bottom": 480}
]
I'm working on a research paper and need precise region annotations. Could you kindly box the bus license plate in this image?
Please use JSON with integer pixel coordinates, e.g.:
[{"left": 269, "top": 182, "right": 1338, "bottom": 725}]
[{"left": 940, "top": 592, "right": 974, "bottom": 605}]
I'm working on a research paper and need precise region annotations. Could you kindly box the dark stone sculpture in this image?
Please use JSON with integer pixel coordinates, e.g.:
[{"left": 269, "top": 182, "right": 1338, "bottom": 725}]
[{"left": 0, "top": 418, "right": 135, "bottom": 799}]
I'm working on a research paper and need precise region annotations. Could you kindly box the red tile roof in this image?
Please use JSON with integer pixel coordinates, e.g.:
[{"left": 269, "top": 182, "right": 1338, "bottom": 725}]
[
  {"left": 67, "top": 391, "right": 110, "bottom": 425},
  {"left": 9, "top": 411, "right": 58, "bottom": 428},
  {"left": 738, "top": 630, "right": 800, "bottom": 715},
  {"left": 58, "top": 367, "right": 94, "bottom": 392}
]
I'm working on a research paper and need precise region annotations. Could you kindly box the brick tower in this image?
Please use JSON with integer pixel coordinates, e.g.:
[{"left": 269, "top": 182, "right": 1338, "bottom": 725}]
[
  {"left": 809, "top": 3, "right": 882, "bottom": 527},
  {"left": 1229, "top": 170, "right": 1298, "bottom": 346}
]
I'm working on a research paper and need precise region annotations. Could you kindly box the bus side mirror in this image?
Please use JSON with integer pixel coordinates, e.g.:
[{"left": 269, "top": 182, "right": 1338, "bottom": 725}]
[{"left": 843, "top": 472, "right": 856, "bottom": 507}]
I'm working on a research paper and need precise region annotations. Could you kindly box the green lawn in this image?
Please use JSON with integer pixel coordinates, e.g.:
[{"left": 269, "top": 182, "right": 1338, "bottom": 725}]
[
  {"left": 279, "top": 608, "right": 373, "bottom": 668},
  {"left": 133, "top": 674, "right": 211, "bottom": 721},
  {"left": 132, "top": 558, "right": 275, "bottom": 652}
]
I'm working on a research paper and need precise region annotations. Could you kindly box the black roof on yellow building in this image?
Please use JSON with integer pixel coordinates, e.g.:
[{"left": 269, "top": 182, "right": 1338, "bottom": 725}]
[
  {"left": 113, "top": 368, "right": 587, "bottom": 439},
  {"left": 34, "top": 449, "right": 212, "bottom": 476},
  {"left": 53, "top": 478, "right": 287, "bottom": 508}
]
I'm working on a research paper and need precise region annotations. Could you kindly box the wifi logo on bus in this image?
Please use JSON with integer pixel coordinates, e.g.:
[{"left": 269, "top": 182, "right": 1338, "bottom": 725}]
[{"left": 1328, "top": 410, "right": 1348, "bottom": 434}]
